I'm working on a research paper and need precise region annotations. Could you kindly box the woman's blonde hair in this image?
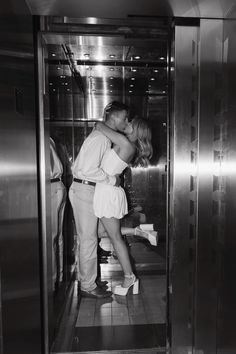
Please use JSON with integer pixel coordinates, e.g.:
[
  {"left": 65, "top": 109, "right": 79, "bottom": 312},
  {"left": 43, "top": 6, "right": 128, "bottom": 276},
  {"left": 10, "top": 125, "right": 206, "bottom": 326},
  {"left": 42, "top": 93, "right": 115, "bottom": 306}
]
[{"left": 131, "top": 118, "right": 153, "bottom": 167}]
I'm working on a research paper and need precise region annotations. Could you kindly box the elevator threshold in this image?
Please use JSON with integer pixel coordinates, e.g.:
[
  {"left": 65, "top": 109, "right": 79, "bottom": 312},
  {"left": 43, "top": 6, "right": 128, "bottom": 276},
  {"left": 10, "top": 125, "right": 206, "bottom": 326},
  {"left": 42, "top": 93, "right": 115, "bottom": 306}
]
[{"left": 53, "top": 348, "right": 166, "bottom": 354}]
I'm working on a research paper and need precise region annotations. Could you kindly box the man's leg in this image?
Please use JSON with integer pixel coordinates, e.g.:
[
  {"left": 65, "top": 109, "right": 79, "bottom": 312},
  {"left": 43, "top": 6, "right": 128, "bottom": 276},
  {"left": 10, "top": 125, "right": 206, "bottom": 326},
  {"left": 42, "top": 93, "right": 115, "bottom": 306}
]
[{"left": 69, "top": 182, "right": 98, "bottom": 291}]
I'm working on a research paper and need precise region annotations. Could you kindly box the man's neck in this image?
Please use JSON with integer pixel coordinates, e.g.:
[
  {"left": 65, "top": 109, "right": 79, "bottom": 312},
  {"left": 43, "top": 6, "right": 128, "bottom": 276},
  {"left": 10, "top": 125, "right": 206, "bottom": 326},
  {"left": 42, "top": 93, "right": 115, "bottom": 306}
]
[{"left": 105, "top": 120, "right": 116, "bottom": 131}]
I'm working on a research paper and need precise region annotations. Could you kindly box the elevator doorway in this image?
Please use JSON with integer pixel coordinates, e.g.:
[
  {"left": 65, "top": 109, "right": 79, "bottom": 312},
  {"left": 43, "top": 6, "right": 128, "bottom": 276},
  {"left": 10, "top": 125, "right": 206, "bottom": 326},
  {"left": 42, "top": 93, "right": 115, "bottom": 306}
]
[{"left": 37, "top": 16, "right": 169, "bottom": 353}]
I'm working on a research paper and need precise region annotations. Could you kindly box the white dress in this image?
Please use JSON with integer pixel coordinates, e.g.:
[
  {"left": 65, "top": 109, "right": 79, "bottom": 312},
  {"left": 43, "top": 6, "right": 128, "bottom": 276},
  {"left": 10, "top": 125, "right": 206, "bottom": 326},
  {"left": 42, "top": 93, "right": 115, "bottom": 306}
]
[{"left": 93, "top": 148, "right": 128, "bottom": 219}]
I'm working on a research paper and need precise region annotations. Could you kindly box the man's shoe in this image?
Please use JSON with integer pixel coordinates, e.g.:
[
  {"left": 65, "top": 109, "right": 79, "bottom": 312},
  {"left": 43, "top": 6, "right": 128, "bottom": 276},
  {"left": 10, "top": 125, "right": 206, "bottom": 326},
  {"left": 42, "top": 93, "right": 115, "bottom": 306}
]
[
  {"left": 96, "top": 279, "right": 109, "bottom": 288},
  {"left": 80, "top": 286, "right": 112, "bottom": 299}
]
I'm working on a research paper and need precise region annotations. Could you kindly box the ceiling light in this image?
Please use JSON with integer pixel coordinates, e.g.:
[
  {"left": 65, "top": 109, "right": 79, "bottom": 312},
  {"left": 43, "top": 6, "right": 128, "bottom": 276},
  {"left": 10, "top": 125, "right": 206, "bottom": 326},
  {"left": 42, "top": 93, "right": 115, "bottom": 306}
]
[
  {"left": 110, "top": 84, "right": 113, "bottom": 87},
  {"left": 162, "top": 90, "right": 166, "bottom": 93},
  {"left": 110, "top": 68, "right": 114, "bottom": 71},
  {"left": 49, "top": 83, "right": 53, "bottom": 86},
  {"left": 110, "top": 77, "right": 114, "bottom": 80},
  {"left": 150, "top": 78, "right": 155, "bottom": 81},
  {"left": 65, "top": 83, "right": 68, "bottom": 86},
  {"left": 159, "top": 56, "right": 165, "bottom": 60},
  {"left": 131, "top": 77, "right": 135, "bottom": 80},
  {"left": 130, "top": 84, "right": 134, "bottom": 87},
  {"left": 153, "top": 69, "right": 159, "bottom": 73},
  {"left": 51, "top": 53, "right": 56, "bottom": 57},
  {"left": 67, "top": 89, "right": 70, "bottom": 91},
  {"left": 129, "top": 90, "right": 133, "bottom": 93},
  {"left": 134, "top": 55, "right": 141, "bottom": 60},
  {"left": 53, "top": 88, "right": 56, "bottom": 91},
  {"left": 57, "top": 67, "right": 61, "bottom": 70},
  {"left": 110, "top": 90, "right": 113, "bottom": 93},
  {"left": 60, "top": 75, "right": 66, "bottom": 78},
  {"left": 132, "top": 69, "right": 137, "bottom": 72},
  {"left": 109, "top": 54, "right": 115, "bottom": 58},
  {"left": 146, "top": 90, "right": 149, "bottom": 93}
]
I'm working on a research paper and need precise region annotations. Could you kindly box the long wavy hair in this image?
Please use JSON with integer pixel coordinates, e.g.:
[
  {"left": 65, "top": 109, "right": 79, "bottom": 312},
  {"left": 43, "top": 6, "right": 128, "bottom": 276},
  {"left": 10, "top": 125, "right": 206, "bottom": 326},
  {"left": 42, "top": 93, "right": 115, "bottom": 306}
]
[{"left": 131, "top": 118, "right": 153, "bottom": 167}]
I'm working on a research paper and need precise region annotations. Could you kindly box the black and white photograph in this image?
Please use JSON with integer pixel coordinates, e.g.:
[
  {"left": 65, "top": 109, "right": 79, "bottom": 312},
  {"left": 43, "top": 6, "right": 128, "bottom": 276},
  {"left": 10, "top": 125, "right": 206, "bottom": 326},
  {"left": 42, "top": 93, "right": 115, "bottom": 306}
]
[{"left": 0, "top": 1, "right": 236, "bottom": 354}]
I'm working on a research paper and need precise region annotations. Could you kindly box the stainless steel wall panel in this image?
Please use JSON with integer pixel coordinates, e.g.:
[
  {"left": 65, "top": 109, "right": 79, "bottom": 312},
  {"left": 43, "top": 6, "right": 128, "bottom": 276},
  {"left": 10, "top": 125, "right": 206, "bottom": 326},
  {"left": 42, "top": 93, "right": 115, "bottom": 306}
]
[
  {"left": 195, "top": 19, "right": 224, "bottom": 354},
  {"left": 169, "top": 24, "right": 199, "bottom": 354},
  {"left": 37, "top": 34, "right": 52, "bottom": 354},
  {"left": 217, "top": 19, "right": 236, "bottom": 354},
  {"left": 0, "top": 14, "right": 42, "bottom": 354},
  {"left": 170, "top": 17, "right": 236, "bottom": 354}
]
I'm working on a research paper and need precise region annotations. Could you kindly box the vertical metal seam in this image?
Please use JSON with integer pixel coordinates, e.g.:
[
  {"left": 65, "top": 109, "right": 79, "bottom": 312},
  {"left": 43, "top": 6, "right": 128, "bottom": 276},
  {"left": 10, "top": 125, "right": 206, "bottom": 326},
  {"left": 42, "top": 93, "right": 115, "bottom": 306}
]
[{"left": 35, "top": 22, "right": 49, "bottom": 354}]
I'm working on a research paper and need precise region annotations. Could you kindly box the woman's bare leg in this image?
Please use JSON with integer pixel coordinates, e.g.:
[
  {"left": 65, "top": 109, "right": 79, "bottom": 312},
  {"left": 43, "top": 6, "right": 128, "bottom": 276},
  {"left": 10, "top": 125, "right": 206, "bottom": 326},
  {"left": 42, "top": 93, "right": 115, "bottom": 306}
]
[
  {"left": 98, "top": 226, "right": 139, "bottom": 238},
  {"left": 120, "top": 227, "right": 136, "bottom": 236},
  {"left": 98, "top": 225, "right": 155, "bottom": 245},
  {"left": 100, "top": 217, "right": 133, "bottom": 276}
]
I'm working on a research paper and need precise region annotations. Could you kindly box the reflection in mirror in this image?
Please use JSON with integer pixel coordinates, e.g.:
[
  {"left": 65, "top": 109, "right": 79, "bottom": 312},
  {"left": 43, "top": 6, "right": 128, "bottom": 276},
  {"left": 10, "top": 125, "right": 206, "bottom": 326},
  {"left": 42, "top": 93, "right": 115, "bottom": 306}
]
[
  {"left": 49, "top": 137, "right": 67, "bottom": 292},
  {"left": 50, "top": 126, "right": 74, "bottom": 291}
]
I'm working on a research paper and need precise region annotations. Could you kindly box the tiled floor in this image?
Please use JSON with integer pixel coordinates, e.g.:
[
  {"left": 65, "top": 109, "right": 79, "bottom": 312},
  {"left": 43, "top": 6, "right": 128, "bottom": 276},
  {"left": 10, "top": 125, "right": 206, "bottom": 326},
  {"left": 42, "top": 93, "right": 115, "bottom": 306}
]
[
  {"left": 72, "top": 324, "right": 166, "bottom": 352},
  {"left": 76, "top": 274, "right": 166, "bottom": 327},
  {"left": 52, "top": 236, "right": 166, "bottom": 353}
]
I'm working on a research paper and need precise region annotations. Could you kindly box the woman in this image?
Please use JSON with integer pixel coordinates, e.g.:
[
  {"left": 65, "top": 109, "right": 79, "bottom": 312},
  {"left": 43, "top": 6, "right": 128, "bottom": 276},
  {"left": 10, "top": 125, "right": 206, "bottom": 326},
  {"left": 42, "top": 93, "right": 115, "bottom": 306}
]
[{"left": 93, "top": 118, "right": 153, "bottom": 296}]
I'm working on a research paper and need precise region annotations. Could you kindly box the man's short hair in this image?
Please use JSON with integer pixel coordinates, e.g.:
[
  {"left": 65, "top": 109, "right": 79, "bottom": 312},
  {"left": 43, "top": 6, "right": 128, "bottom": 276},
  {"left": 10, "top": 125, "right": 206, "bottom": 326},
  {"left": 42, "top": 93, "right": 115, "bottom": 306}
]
[{"left": 104, "top": 101, "right": 129, "bottom": 121}]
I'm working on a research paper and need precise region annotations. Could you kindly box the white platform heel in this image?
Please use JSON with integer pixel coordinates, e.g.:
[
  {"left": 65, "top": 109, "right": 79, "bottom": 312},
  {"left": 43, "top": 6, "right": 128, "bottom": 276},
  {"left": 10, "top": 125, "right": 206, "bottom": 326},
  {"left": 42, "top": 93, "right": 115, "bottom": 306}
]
[
  {"left": 134, "top": 225, "right": 158, "bottom": 246},
  {"left": 113, "top": 274, "right": 139, "bottom": 296}
]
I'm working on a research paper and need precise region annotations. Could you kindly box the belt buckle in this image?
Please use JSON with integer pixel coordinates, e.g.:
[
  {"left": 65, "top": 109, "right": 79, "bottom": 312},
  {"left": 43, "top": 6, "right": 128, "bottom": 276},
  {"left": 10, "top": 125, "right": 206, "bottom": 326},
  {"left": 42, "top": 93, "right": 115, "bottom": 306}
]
[{"left": 83, "top": 180, "right": 89, "bottom": 185}]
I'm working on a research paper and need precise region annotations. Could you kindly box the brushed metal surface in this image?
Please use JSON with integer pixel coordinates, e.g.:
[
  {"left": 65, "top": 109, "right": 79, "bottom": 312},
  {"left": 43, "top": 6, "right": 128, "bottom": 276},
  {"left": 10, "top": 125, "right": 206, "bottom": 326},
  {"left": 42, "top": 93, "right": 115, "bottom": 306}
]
[
  {"left": 195, "top": 19, "right": 224, "bottom": 354},
  {"left": 25, "top": 0, "right": 236, "bottom": 19},
  {"left": 217, "top": 18, "right": 236, "bottom": 354},
  {"left": 37, "top": 32, "right": 51, "bottom": 354},
  {"left": 0, "top": 270, "right": 3, "bottom": 354},
  {"left": 170, "top": 17, "right": 236, "bottom": 354},
  {"left": 0, "top": 13, "right": 42, "bottom": 354},
  {"left": 43, "top": 25, "right": 168, "bottom": 121},
  {"left": 169, "top": 23, "right": 199, "bottom": 354}
]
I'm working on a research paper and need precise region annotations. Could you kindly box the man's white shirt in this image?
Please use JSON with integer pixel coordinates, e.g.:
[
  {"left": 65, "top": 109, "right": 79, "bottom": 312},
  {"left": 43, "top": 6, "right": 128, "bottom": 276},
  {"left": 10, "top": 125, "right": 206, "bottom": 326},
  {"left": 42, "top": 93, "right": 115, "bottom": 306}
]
[{"left": 72, "top": 130, "right": 116, "bottom": 186}]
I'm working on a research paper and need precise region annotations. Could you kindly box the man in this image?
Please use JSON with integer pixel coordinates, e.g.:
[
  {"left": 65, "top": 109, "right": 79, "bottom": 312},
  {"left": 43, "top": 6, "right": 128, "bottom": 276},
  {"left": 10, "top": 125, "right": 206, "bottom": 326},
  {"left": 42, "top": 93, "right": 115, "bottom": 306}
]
[{"left": 69, "top": 101, "right": 130, "bottom": 298}]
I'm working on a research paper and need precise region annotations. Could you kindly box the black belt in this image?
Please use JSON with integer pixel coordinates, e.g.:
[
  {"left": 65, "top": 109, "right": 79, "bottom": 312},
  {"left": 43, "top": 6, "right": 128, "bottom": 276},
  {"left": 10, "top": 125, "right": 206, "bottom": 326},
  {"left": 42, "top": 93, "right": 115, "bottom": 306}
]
[
  {"left": 74, "top": 178, "right": 96, "bottom": 187},
  {"left": 51, "top": 177, "right": 61, "bottom": 183}
]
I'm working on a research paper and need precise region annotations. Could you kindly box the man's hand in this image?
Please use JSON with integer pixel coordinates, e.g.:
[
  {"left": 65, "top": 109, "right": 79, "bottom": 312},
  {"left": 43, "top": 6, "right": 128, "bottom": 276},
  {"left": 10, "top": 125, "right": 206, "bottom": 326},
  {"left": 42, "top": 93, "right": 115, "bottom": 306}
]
[{"left": 114, "top": 174, "right": 121, "bottom": 187}]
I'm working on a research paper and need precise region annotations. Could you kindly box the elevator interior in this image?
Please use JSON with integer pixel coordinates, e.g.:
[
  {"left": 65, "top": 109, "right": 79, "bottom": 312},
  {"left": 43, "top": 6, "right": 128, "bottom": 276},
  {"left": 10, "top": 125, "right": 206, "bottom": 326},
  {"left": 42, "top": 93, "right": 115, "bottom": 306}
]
[
  {"left": 38, "top": 16, "right": 168, "bottom": 352},
  {"left": 2, "top": 1, "right": 236, "bottom": 353}
]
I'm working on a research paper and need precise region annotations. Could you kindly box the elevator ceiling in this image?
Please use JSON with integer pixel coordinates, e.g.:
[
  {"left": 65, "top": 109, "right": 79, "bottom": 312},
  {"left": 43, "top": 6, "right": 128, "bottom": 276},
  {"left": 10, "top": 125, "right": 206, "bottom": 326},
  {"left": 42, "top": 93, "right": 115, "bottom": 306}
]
[
  {"left": 24, "top": 0, "right": 236, "bottom": 19},
  {"left": 45, "top": 31, "right": 168, "bottom": 97},
  {"left": 43, "top": 17, "right": 168, "bottom": 122}
]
